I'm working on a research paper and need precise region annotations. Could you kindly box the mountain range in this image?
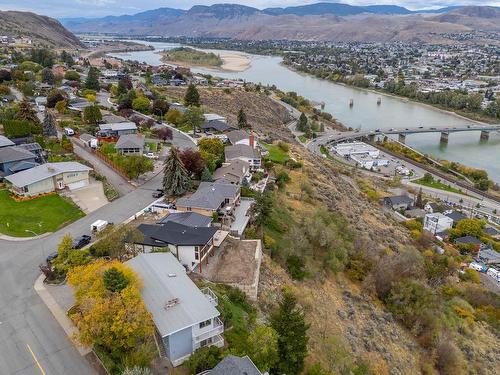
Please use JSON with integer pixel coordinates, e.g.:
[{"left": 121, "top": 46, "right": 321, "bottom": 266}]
[{"left": 60, "top": 3, "right": 500, "bottom": 43}]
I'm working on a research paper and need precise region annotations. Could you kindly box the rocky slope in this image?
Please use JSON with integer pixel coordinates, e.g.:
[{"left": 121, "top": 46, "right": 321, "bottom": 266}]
[
  {"left": 0, "top": 11, "right": 83, "bottom": 49},
  {"left": 62, "top": 4, "right": 499, "bottom": 43}
]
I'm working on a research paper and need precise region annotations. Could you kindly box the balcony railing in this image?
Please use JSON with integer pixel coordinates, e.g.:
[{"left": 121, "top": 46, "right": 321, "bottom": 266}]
[
  {"left": 193, "top": 333, "right": 224, "bottom": 351},
  {"left": 201, "top": 287, "right": 218, "bottom": 306},
  {"left": 193, "top": 317, "right": 224, "bottom": 343}
]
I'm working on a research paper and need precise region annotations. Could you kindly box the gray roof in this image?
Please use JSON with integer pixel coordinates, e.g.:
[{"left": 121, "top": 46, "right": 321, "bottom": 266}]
[
  {"left": 227, "top": 129, "right": 249, "bottom": 144},
  {"left": 126, "top": 253, "right": 220, "bottom": 337},
  {"left": 5, "top": 162, "right": 91, "bottom": 187},
  {"left": 384, "top": 195, "right": 413, "bottom": 206},
  {"left": 0, "top": 146, "right": 36, "bottom": 164},
  {"left": 454, "top": 236, "right": 482, "bottom": 245},
  {"left": 201, "top": 120, "right": 235, "bottom": 132},
  {"left": 176, "top": 180, "right": 239, "bottom": 211},
  {"left": 17, "top": 143, "right": 42, "bottom": 153},
  {"left": 225, "top": 144, "right": 260, "bottom": 161},
  {"left": 213, "top": 160, "right": 250, "bottom": 183},
  {"left": 158, "top": 212, "right": 212, "bottom": 227},
  {"left": 484, "top": 226, "right": 500, "bottom": 237},
  {"left": 99, "top": 122, "right": 137, "bottom": 132},
  {"left": 478, "top": 249, "right": 500, "bottom": 264},
  {"left": 444, "top": 210, "right": 467, "bottom": 223},
  {"left": 136, "top": 222, "right": 217, "bottom": 246},
  {"left": 210, "top": 355, "right": 262, "bottom": 375},
  {"left": 79, "top": 133, "right": 96, "bottom": 142},
  {"left": 115, "top": 134, "right": 145, "bottom": 149},
  {"left": 0, "top": 135, "right": 15, "bottom": 148}
]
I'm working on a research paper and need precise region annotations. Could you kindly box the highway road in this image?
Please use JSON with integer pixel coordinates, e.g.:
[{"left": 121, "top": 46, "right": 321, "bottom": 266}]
[{"left": 0, "top": 173, "right": 162, "bottom": 375}]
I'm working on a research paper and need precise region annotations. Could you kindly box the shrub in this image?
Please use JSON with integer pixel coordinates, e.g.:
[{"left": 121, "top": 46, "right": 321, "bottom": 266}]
[
  {"left": 286, "top": 255, "right": 307, "bottom": 280},
  {"left": 185, "top": 346, "right": 224, "bottom": 374},
  {"left": 278, "top": 141, "right": 290, "bottom": 152}
]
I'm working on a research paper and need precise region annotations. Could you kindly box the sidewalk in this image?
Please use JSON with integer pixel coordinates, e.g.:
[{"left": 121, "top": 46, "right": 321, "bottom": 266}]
[{"left": 34, "top": 274, "right": 91, "bottom": 356}]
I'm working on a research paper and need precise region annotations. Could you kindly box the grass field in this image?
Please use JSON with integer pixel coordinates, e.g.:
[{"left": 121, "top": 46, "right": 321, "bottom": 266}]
[
  {"left": 413, "top": 178, "right": 465, "bottom": 195},
  {"left": 261, "top": 142, "right": 290, "bottom": 164},
  {"left": 0, "top": 190, "right": 84, "bottom": 237}
]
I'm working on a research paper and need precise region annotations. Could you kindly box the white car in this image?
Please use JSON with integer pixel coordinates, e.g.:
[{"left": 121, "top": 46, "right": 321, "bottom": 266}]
[{"left": 144, "top": 152, "right": 158, "bottom": 159}]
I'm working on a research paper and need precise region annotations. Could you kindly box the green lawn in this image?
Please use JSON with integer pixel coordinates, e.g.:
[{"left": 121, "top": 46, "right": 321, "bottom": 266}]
[
  {"left": 261, "top": 142, "right": 290, "bottom": 164},
  {"left": 413, "top": 178, "right": 465, "bottom": 195},
  {"left": 0, "top": 190, "right": 84, "bottom": 237}
]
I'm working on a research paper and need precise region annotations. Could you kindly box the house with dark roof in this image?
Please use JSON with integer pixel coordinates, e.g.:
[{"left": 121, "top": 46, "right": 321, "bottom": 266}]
[
  {"left": 444, "top": 210, "right": 468, "bottom": 225},
  {"left": 454, "top": 236, "right": 483, "bottom": 247},
  {"left": 0, "top": 135, "right": 15, "bottom": 148},
  {"left": 158, "top": 212, "right": 212, "bottom": 227},
  {"left": 127, "top": 253, "right": 224, "bottom": 367},
  {"left": 477, "top": 248, "right": 500, "bottom": 265},
  {"left": 201, "top": 120, "right": 236, "bottom": 133},
  {"left": 484, "top": 226, "right": 500, "bottom": 240},
  {"left": 132, "top": 222, "right": 218, "bottom": 272},
  {"left": 115, "top": 134, "right": 145, "bottom": 155},
  {"left": 383, "top": 195, "right": 414, "bottom": 211},
  {"left": 0, "top": 146, "right": 38, "bottom": 178},
  {"left": 176, "top": 180, "right": 240, "bottom": 220},
  {"left": 202, "top": 355, "right": 263, "bottom": 375},
  {"left": 227, "top": 130, "right": 250, "bottom": 146}
]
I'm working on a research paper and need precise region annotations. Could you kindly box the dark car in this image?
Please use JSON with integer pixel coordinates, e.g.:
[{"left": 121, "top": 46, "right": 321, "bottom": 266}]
[
  {"left": 72, "top": 235, "right": 91, "bottom": 249},
  {"left": 46, "top": 251, "right": 58, "bottom": 263},
  {"left": 152, "top": 189, "right": 164, "bottom": 198}
]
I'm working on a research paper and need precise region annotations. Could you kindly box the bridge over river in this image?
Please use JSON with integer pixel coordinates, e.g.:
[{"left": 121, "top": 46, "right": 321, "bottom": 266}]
[{"left": 315, "top": 124, "right": 500, "bottom": 145}]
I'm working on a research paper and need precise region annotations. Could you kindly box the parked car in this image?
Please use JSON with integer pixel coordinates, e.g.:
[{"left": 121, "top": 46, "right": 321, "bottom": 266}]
[
  {"left": 152, "top": 189, "right": 164, "bottom": 198},
  {"left": 72, "top": 235, "right": 91, "bottom": 249},
  {"left": 91, "top": 220, "right": 108, "bottom": 233},
  {"left": 144, "top": 152, "right": 159, "bottom": 159},
  {"left": 64, "top": 127, "right": 75, "bottom": 136},
  {"left": 46, "top": 251, "right": 58, "bottom": 263}
]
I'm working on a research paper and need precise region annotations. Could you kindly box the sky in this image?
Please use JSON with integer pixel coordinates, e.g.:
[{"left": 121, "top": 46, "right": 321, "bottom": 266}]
[{"left": 0, "top": 0, "right": 498, "bottom": 18}]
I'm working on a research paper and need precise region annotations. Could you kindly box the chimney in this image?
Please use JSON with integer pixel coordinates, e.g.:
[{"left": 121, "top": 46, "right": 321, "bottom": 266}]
[{"left": 249, "top": 132, "right": 255, "bottom": 148}]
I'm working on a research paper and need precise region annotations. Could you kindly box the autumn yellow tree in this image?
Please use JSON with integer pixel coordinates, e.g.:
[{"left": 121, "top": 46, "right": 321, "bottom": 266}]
[{"left": 68, "top": 260, "right": 154, "bottom": 368}]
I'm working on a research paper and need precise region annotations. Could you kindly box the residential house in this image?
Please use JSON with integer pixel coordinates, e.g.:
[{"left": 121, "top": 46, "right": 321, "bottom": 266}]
[
  {"left": 383, "top": 195, "right": 414, "bottom": 211},
  {"left": 213, "top": 160, "right": 250, "bottom": 185},
  {"left": 444, "top": 210, "right": 468, "bottom": 225},
  {"left": 484, "top": 226, "right": 500, "bottom": 240},
  {"left": 424, "top": 202, "right": 452, "bottom": 214},
  {"left": 176, "top": 180, "right": 240, "bottom": 219},
  {"left": 204, "top": 113, "right": 226, "bottom": 123},
  {"left": 201, "top": 120, "right": 236, "bottom": 133},
  {"left": 454, "top": 236, "right": 483, "bottom": 247},
  {"left": 0, "top": 146, "right": 38, "bottom": 178},
  {"left": 68, "top": 98, "right": 92, "bottom": 112},
  {"left": 133, "top": 222, "right": 218, "bottom": 272},
  {"left": 0, "top": 135, "right": 15, "bottom": 148},
  {"left": 423, "top": 213, "right": 453, "bottom": 234},
  {"left": 227, "top": 130, "right": 251, "bottom": 146},
  {"left": 5, "top": 162, "right": 91, "bottom": 197},
  {"left": 170, "top": 103, "right": 187, "bottom": 113},
  {"left": 17, "top": 143, "right": 44, "bottom": 163},
  {"left": 115, "top": 134, "right": 145, "bottom": 155},
  {"left": 127, "top": 253, "right": 223, "bottom": 366},
  {"left": 477, "top": 248, "right": 500, "bottom": 265},
  {"left": 202, "top": 355, "right": 263, "bottom": 375},
  {"left": 158, "top": 212, "right": 212, "bottom": 227},
  {"left": 98, "top": 122, "right": 137, "bottom": 138},
  {"left": 225, "top": 144, "right": 261, "bottom": 171}
]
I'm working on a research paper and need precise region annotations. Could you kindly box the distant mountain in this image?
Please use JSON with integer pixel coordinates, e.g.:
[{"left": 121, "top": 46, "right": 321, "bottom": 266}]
[
  {"left": 62, "top": 3, "right": 500, "bottom": 44},
  {"left": 0, "top": 11, "right": 84, "bottom": 48},
  {"left": 264, "top": 3, "right": 412, "bottom": 16}
]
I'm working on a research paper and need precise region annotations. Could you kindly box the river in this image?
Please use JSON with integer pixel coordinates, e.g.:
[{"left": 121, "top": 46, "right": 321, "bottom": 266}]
[{"left": 109, "top": 41, "right": 500, "bottom": 183}]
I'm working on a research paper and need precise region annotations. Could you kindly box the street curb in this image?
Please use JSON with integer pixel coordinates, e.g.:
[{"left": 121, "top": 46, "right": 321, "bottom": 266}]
[
  {"left": 34, "top": 274, "right": 91, "bottom": 356},
  {"left": 0, "top": 232, "right": 52, "bottom": 242}
]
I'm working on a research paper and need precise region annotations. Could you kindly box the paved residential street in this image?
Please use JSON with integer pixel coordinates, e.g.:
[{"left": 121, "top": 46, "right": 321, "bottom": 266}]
[
  {"left": 72, "top": 138, "right": 134, "bottom": 196},
  {"left": 0, "top": 173, "right": 162, "bottom": 375}
]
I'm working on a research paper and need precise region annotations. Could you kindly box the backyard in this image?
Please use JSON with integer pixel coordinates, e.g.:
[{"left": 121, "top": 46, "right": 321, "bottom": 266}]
[
  {"left": 0, "top": 190, "right": 84, "bottom": 237},
  {"left": 261, "top": 142, "right": 290, "bottom": 164}
]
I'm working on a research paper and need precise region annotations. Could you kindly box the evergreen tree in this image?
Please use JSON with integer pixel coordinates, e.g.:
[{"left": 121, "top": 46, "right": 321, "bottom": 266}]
[
  {"left": 201, "top": 167, "right": 213, "bottom": 182},
  {"left": 42, "top": 110, "right": 57, "bottom": 137},
  {"left": 237, "top": 108, "right": 249, "bottom": 129},
  {"left": 162, "top": 147, "right": 191, "bottom": 196},
  {"left": 184, "top": 84, "right": 200, "bottom": 107},
  {"left": 85, "top": 67, "right": 100, "bottom": 90},
  {"left": 103, "top": 267, "right": 129, "bottom": 293},
  {"left": 416, "top": 188, "right": 423, "bottom": 208},
  {"left": 83, "top": 105, "right": 102, "bottom": 124},
  {"left": 60, "top": 50, "right": 74, "bottom": 66},
  {"left": 16, "top": 99, "right": 40, "bottom": 124},
  {"left": 41, "top": 67, "right": 55, "bottom": 85},
  {"left": 182, "top": 106, "right": 204, "bottom": 136},
  {"left": 270, "top": 291, "right": 309, "bottom": 375},
  {"left": 297, "top": 112, "right": 309, "bottom": 133}
]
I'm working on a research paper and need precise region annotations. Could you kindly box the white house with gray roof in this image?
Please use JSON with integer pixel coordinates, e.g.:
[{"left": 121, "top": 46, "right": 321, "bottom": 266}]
[
  {"left": 225, "top": 144, "right": 261, "bottom": 171},
  {"left": 5, "top": 162, "right": 91, "bottom": 196},
  {"left": 115, "top": 134, "right": 145, "bottom": 155},
  {"left": 127, "top": 253, "right": 224, "bottom": 367}
]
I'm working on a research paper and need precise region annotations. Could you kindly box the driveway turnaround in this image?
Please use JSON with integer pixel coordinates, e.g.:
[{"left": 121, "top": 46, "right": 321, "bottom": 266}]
[{"left": 0, "top": 173, "right": 163, "bottom": 375}]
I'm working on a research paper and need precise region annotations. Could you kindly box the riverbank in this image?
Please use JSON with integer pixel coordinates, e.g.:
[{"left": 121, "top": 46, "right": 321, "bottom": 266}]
[
  {"left": 161, "top": 48, "right": 251, "bottom": 73},
  {"left": 281, "top": 62, "right": 495, "bottom": 126},
  {"left": 83, "top": 41, "right": 153, "bottom": 59}
]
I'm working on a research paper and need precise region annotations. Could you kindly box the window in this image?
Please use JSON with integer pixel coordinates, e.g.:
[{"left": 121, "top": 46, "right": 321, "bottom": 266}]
[
  {"left": 199, "top": 319, "right": 211, "bottom": 329},
  {"left": 194, "top": 246, "right": 199, "bottom": 260},
  {"left": 200, "top": 337, "right": 213, "bottom": 348}
]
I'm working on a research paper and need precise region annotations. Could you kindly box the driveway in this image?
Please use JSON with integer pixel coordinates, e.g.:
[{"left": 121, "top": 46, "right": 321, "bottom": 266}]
[
  {"left": 72, "top": 138, "right": 134, "bottom": 196},
  {"left": 67, "top": 182, "right": 108, "bottom": 213},
  {"left": 0, "top": 173, "right": 163, "bottom": 375}
]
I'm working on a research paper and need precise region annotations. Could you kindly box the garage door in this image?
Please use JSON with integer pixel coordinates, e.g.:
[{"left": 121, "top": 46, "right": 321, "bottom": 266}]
[{"left": 67, "top": 180, "right": 88, "bottom": 190}]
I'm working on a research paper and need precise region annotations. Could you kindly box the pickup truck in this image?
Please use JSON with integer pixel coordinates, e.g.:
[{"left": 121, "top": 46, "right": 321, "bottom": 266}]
[{"left": 144, "top": 152, "right": 159, "bottom": 159}]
